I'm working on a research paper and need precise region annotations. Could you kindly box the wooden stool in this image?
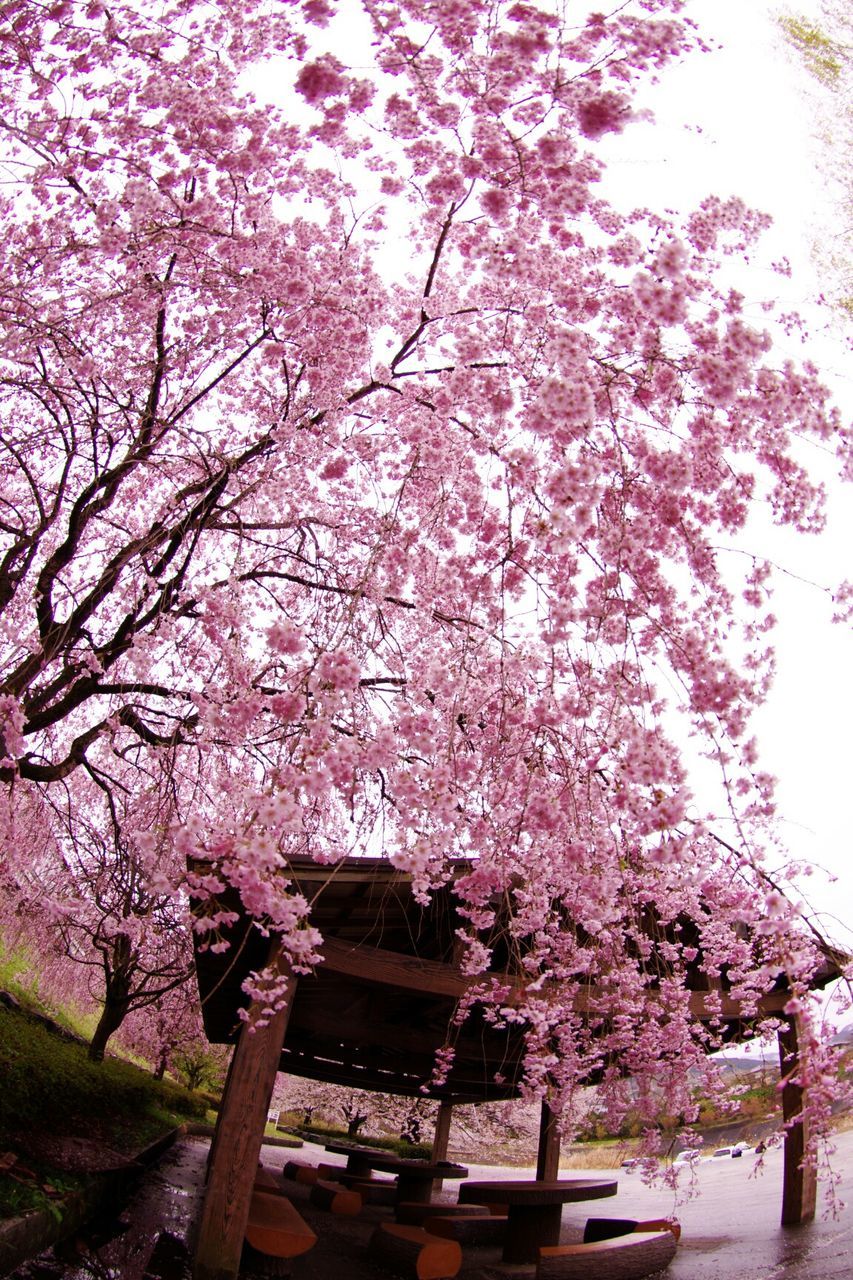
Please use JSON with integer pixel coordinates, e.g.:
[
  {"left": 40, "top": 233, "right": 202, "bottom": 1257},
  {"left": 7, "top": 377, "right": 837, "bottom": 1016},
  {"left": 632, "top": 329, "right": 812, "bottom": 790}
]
[
  {"left": 396, "top": 1202, "right": 482, "bottom": 1226},
  {"left": 350, "top": 1177, "right": 398, "bottom": 1206},
  {"left": 254, "top": 1165, "right": 284, "bottom": 1193},
  {"left": 244, "top": 1189, "right": 317, "bottom": 1259},
  {"left": 368, "top": 1222, "right": 462, "bottom": 1279},
  {"left": 282, "top": 1159, "right": 338, "bottom": 1185},
  {"left": 426, "top": 1213, "right": 508, "bottom": 1246},
  {"left": 310, "top": 1178, "right": 363, "bottom": 1216}
]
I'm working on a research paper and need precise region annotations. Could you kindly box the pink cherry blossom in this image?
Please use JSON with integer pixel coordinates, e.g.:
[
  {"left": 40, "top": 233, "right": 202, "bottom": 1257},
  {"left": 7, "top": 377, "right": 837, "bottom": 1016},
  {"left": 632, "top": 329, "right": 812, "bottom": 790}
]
[{"left": 0, "top": 0, "right": 848, "bottom": 1164}]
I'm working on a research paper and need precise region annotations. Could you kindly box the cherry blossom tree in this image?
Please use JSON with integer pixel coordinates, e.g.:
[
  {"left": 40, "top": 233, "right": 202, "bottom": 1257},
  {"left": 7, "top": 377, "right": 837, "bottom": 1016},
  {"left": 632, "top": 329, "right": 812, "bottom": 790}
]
[
  {"left": 0, "top": 0, "right": 849, "bottom": 1136},
  {"left": 118, "top": 974, "right": 220, "bottom": 1084},
  {"left": 5, "top": 752, "right": 194, "bottom": 1060},
  {"left": 273, "top": 1075, "right": 437, "bottom": 1145}
]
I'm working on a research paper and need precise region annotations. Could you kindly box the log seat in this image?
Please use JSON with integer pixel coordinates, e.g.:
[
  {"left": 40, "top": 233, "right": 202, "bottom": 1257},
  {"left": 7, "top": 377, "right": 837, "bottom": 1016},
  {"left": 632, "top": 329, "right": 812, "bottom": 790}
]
[
  {"left": 350, "top": 1177, "right": 399, "bottom": 1206},
  {"left": 395, "top": 1202, "right": 483, "bottom": 1226},
  {"left": 537, "top": 1229, "right": 678, "bottom": 1280},
  {"left": 255, "top": 1165, "right": 285, "bottom": 1193},
  {"left": 309, "top": 1178, "right": 363, "bottom": 1216},
  {"left": 244, "top": 1189, "right": 318, "bottom": 1260},
  {"left": 368, "top": 1222, "right": 462, "bottom": 1279},
  {"left": 425, "top": 1213, "right": 508, "bottom": 1246},
  {"left": 282, "top": 1159, "right": 339, "bottom": 1185},
  {"left": 339, "top": 1169, "right": 396, "bottom": 1187}
]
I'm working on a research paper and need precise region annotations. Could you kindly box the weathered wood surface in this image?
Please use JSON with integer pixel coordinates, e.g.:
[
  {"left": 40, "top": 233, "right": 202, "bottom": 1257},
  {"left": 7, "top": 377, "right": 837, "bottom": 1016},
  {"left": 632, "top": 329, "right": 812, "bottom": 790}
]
[
  {"left": 244, "top": 1190, "right": 318, "bottom": 1260},
  {"left": 583, "top": 1217, "right": 681, "bottom": 1244},
  {"left": 395, "top": 1202, "right": 483, "bottom": 1226},
  {"left": 193, "top": 956, "right": 296, "bottom": 1280},
  {"left": 309, "top": 1179, "right": 363, "bottom": 1216},
  {"left": 368, "top": 1223, "right": 462, "bottom": 1280},
  {"left": 240, "top": 1243, "right": 293, "bottom": 1278},
  {"left": 431, "top": 1100, "right": 454, "bottom": 1191},
  {"left": 779, "top": 1015, "right": 818, "bottom": 1226},
  {"left": 254, "top": 1166, "right": 284, "bottom": 1194},
  {"left": 350, "top": 1178, "right": 398, "bottom": 1206},
  {"left": 319, "top": 934, "right": 797, "bottom": 1019},
  {"left": 426, "top": 1214, "right": 508, "bottom": 1246},
  {"left": 282, "top": 1159, "right": 338, "bottom": 1185},
  {"left": 459, "top": 1176, "right": 618, "bottom": 1263},
  {"left": 537, "top": 1230, "right": 677, "bottom": 1280}
]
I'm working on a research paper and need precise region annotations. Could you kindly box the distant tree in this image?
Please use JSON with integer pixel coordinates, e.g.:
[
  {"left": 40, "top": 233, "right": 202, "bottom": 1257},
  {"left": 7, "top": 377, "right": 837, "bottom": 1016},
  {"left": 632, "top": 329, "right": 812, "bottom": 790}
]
[
  {"left": 9, "top": 758, "right": 194, "bottom": 1061},
  {"left": 173, "top": 1041, "right": 229, "bottom": 1094},
  {"left": 119, "top": 980, "right": 212, "bottom": 1082},
  {"left": 271, "top": 1076, "right": 436, "bottom": 1144},
  {"left": 272, "top": 1077, "right": 344, "bottom": 1132},
  {"left": 397, "top": 1098, "right": 434, "bottom": 1146}
]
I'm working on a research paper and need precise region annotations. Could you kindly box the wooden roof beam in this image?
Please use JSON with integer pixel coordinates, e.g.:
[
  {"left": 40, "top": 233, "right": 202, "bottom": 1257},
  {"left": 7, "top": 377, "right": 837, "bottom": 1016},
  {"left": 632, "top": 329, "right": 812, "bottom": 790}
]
[{"left": 318, "top": 936, "right": 796, "bottom": 1020}]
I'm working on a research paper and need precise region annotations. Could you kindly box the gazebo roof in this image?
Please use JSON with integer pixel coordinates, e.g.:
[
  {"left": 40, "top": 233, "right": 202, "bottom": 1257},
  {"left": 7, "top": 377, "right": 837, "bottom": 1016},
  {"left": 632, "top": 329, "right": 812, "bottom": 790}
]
[{"left": 193, "top": 856, "right": 843, "bottom": 1103}]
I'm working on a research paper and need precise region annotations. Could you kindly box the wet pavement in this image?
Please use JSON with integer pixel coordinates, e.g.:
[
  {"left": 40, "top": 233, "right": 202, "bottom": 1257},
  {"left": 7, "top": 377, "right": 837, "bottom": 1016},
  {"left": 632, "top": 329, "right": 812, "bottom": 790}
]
[
  {"left": 5, "top": 1130, "right": 853, "bottom": 1279},
  {"left": 5, "top": 1138, "right": 202, "bottom": 1280},
  {"left": 601, "top": 1130, "right": 853, "bottom": 1279}
]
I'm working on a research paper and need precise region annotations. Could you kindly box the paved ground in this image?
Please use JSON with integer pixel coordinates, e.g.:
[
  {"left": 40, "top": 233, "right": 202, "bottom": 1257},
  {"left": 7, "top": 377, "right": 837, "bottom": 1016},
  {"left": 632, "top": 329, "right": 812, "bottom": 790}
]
[{"left": 7, "top": 1130, "right": 853, "bottom": 1278}]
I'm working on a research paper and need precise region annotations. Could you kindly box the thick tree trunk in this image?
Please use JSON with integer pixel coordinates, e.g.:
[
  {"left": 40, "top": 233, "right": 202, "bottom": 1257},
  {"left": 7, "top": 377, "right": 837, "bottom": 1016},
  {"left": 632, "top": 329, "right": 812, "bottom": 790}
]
[
  {"left": 89, "top": 940, "right": 134, "bottom": 1062},
  {"left": 88, "top": 996, "right": 130, "bottom": 1061}
]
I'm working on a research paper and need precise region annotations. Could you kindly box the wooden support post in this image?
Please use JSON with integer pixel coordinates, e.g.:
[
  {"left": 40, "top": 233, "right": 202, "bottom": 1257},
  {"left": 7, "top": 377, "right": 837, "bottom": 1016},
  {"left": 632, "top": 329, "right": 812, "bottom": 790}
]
[
  {"left": 536, "top": 1101, "right": 561, "bottom": 1181},
  {"left": 193, "top": 944, "right": 297, "bottom": 1280},
  {"left": 204, "top": 1040, "right": 239, "bottom": 1181},
  {"left": 431, "top": 1099, "right": 453, "bottom": 1190},
  {"left": 432, "top": 1098, "right": 453, "bottom": 1162},
  {"left": 778, "top": 1014, "right": 817, "bottom": 1226}
]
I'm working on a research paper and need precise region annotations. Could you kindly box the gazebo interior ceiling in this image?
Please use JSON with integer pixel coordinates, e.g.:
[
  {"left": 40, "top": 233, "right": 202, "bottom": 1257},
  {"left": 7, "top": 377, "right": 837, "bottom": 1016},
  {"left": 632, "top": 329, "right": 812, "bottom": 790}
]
[{"left": 193, "top": 857, "right": 843, "bottom": 1104}]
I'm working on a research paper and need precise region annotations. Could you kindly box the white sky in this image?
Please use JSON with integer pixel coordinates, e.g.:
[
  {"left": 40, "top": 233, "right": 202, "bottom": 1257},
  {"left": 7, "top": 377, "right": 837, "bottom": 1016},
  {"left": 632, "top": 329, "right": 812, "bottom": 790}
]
[{"left": 598, "top": 0, "right": 853, "bottom": 952}]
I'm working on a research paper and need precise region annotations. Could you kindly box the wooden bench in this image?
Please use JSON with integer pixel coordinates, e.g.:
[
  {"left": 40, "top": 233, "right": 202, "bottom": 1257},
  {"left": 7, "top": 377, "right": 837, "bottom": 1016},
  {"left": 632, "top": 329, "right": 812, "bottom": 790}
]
[
  {"left": 244, "top": 1189, "right": 318, "bottom": 1259},
  {"left": 425, "top": 1213, "right": 508, "bottom": 1246},
  {"left": 584, "top": 1217, "right": 681, "bottom": 1244},
  {"left": 309, "top": 1178, "right": 363, "bottom": 1216},
  {"left": 396, "top": 1202, "right": 484, "bottom": 1226},
  {"left": 255, "top": 1165, "right": 285, "bottom": 1193},
  {"left": 338, "top": 1168, "right": 396, "bottom": 1186},
  {"left": 282, "top": 1159, "right": 339, "bottom": 1185},
  {"left": 537, "top": 1229, "right": 678, "bottom": 1280},
  {"left": 368, "top": 1222, "right": 462, "bottom": 1279},
  {"left": 350, "top": 1177, "right": 398, "bottom": 1206}
]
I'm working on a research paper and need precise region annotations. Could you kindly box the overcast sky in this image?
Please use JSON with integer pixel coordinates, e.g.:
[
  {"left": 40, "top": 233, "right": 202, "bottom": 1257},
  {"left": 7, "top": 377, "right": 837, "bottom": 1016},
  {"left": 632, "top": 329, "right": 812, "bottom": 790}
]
[{"left": 598, "top": 0, "right": 853, "bottom": 955}]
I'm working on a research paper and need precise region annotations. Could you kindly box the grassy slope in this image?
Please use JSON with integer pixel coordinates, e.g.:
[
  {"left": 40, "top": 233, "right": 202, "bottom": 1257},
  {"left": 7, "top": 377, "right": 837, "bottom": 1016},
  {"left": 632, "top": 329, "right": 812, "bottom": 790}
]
[{"left": 0, "top": 1001, "right": 208, "bottom": 1220}]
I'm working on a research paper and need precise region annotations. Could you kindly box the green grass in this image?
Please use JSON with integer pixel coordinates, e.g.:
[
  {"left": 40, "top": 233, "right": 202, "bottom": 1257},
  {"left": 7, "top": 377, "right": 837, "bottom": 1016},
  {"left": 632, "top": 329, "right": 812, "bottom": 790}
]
[
  {"left": 0, "top": 1003, "right": 208, "bottom": 1219},
  {"left": 0, "top": 941, "right": 97, "bottom": 1042}
]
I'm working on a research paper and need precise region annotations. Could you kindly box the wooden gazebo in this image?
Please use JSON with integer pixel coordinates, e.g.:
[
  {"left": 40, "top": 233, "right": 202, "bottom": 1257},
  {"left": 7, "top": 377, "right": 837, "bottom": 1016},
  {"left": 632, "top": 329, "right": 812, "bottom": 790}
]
[{"left": 192, "top": 857, "right": 843, "bottom": 1280}]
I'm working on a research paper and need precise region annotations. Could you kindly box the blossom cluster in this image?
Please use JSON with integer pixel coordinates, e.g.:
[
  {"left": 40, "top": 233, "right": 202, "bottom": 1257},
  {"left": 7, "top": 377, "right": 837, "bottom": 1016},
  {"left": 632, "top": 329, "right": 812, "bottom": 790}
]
[{"left": 0, "top": 0, "right": 848, "bottom": 1151}]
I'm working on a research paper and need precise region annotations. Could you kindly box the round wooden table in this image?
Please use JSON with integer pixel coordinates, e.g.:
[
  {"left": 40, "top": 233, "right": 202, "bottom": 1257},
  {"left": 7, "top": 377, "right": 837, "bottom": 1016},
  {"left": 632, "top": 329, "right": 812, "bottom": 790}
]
[
  {"left": 459, "top": 1178, "right": 618, "bottom": 1263},
  {"left": 324, "top": 1142, "right": 389, "bottom": 1177},
  {"left": 362, "top": 1156, "right": 468, "bottom": 1205}
]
